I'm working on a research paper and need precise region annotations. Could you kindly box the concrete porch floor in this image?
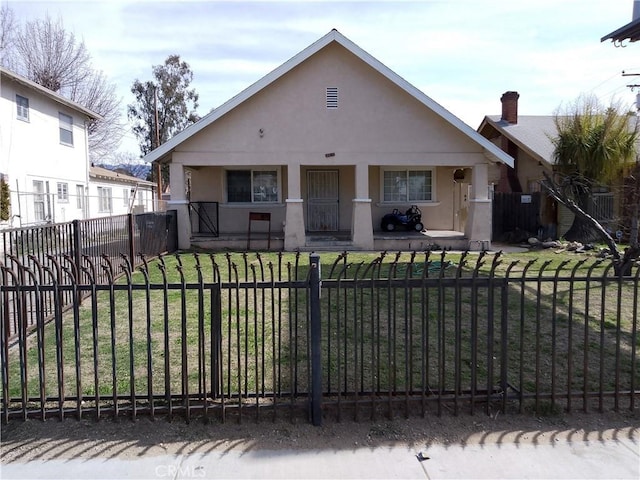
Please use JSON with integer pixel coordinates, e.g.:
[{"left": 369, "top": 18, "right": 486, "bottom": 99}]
[{"left": 191, "top": 229, "right": 470, "bottom": 252}]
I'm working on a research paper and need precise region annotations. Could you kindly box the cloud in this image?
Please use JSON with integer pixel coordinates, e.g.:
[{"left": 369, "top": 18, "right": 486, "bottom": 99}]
[{"left": 8, "top": 0, "right": 639, "bottom": 155}]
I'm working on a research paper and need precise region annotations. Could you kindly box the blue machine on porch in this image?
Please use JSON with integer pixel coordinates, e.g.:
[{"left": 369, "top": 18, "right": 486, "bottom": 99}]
[{"left": 380, "top": 205, "right": 424, "bottom": 232}]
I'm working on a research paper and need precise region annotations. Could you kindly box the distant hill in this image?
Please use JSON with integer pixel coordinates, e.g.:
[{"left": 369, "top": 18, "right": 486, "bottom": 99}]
[{"left": 96, "top": 163, "right": 152, "bottom": 181}]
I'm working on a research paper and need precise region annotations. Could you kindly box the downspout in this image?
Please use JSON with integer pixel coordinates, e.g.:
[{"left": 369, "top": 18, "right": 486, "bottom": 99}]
[{"left": 84, "top": 117, "right": 91, "bottom": 219}]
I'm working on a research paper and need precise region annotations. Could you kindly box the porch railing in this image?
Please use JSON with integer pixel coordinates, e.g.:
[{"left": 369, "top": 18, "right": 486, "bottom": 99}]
[{"left": 189, "top": 202, "right": 219, "bottom": 237}]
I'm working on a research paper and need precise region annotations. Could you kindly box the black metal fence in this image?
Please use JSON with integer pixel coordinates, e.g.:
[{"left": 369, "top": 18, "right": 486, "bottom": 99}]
[
  {"left": 0, "top": 251, "right": 638, "bottom": 424},
  {"left": 1, "top": 212, "right": 177, "bottom": 341}
]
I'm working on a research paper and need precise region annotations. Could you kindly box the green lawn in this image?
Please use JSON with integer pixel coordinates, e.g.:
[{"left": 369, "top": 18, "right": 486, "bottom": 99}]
[{"left": 3, "top": 249, "right": 638, "bottom": 415}]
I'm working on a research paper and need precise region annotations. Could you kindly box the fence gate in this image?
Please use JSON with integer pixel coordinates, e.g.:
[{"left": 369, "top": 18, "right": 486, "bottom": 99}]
[{"left": 492, "top": 192, "right": 540, "bottom": 241}]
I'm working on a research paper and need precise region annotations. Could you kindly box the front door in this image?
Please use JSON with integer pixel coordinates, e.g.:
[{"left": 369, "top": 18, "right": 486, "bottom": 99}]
[
  {"left": 307, "top": 170, "right": 339, "bottom": 231},
  {"left": 453, "top": 182, "right": 469, "bottom": 232}
]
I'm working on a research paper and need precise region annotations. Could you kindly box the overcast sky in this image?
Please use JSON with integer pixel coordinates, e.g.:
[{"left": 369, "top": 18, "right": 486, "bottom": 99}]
[{"left": 6, "top": 0, "right": 640, "bottom": 159}]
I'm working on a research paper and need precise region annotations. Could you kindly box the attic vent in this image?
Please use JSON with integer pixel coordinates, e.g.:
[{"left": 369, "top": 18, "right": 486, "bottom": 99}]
[{"left": 326, "top": 87, "right": 338, "bottom": 108}]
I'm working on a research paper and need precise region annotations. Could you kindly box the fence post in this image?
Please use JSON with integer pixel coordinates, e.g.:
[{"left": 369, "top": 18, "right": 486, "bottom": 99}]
[
  {"left": 127, "top": 214, "right": 135, "bottom": 266},
  {"left": 309, "top": 253, "right": 322, "bottom": 426},
  {"left": 72, "top": 220, "right": 83, "bottom": 305},
  {"left": 72, "top": 220, "right": 81, "bottom": 269}
]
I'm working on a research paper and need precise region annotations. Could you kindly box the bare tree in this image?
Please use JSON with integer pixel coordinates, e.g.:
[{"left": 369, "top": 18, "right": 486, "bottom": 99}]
[
  {"left": 0, "top": 4, "right": 15, "bottom": 58},
  {"left": 4, "top": 12, "right": 124, "bottom": 162},
  {"left": 11, "top": 15, "right": 92, "bottom": 91},
  {"left": 73, "top": 69, "right": 125, "bottom": 161}
]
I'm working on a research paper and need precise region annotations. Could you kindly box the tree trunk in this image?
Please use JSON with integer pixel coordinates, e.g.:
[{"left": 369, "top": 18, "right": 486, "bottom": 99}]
[{"left": 562, "top": 192, "right": 600, "bottom": 242}]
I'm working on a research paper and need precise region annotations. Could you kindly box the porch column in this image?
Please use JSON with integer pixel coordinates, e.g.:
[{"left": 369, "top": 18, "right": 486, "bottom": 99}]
[
  {"left": 167, "top": 163, "right": 191, "bottom": 250},
  {"left": 465, "top": 162, "right": 492, "bottom": 251},
  {"left": 352, "top": 164, "right": 374, "bottom": 250},
  {"left": 284, "top": 165, "right": 305, "bottom": 250}
]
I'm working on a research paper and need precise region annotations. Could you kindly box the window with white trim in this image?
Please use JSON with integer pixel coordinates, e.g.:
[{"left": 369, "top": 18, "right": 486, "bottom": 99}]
[
  {"left": 57, "top": 182, "right": 69, "bottom": 202},
  {"left": 16, "top": 95, "right": 29, "bottom": 121},
  {"left": 98, "top": 186, "right": 112, "bottom": 213},
  {"left": 123, "top": 188, "right": 130, "bottom": 207},
  {"left": 382, "top": 169, "right": 433, "bottom": 202},
  {"left": 76, "top": 184, "right": 84, "bottom": 209},
  {"left": 59, "top": 112, "right": 73, "bottom": 146},
  {"left": 226, "top": 169, "right": 279, "bottom": 203},
  {"left": 33, "top": 180, "right": 45, "bottom": 222}
]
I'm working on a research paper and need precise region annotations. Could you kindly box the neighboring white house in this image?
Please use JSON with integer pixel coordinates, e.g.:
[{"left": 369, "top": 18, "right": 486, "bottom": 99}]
[
  {"left": 0, "top": 66, "right": 100, "bottom": 228},
  {"left": 88, "top": 165, "right": 156, "bottom": 216}
]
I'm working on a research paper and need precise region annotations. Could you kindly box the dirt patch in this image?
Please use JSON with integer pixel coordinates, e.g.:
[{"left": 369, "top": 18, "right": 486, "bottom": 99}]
[{"left": 2, "top": 409, "right": 638, "bottom": 463}]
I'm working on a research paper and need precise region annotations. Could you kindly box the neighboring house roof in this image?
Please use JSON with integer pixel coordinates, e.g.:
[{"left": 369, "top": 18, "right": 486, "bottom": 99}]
[
  {"left": 479, "top": 115, "right": 557, "bottom": 166},
  {"left": 479, "top": 114, "right": 640, "bottom": 168},
  {"left": 90, "top": 165, "right": 154, "bottom": 187},
  {"left": 144, "top": 29, "right": 513, "bottom": 168},
  {"left": 601, "top": 17, "right": 640, "bottom": 43},
  {"left": 1, "top": 66, "right": 101, "bottom": 120}
]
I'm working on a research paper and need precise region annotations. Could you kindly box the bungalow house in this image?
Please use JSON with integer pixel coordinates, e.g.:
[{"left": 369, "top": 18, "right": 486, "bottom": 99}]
[
  {"left": 0, "top": 66, "right": 100, "bottom": 227},
  {"left": 478, "top": 92, "right": 622, "bottom": 241},
  {"left": 88, "top": 165, "right": 156, "bottom": 217},
  {"left": 478, "top": 92, "right": 558, "bottom": 240},
  {"left": 144, "top": 30, "right": 513, "bottom": 251}
]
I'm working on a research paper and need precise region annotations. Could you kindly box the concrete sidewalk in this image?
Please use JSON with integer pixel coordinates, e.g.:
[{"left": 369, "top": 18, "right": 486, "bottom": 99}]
[{"left": 2, "top": 433, "right": 638, "bottom": 480}]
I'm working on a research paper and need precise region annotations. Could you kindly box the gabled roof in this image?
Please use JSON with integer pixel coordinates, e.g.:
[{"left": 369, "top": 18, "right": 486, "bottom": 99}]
[
  {"left": 144, "top": 29, "right": 513, "bottom": 168},
  {"left": 1, "top": 66, "right": 101, "bottom": 120},
  {"left": 90, "top": 165, "right": 154, "bottom": 186},
  {"left": 601, "top": 17, "right": 640, "bottom": 43},
  {"left": 479, "top": 115, "right": 557, "bottom": 166}
]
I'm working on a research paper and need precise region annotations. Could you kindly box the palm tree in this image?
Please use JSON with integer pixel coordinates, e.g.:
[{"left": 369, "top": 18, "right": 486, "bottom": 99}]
[{"left": 552, "top": 95, "right": 638, "bottom": 242}]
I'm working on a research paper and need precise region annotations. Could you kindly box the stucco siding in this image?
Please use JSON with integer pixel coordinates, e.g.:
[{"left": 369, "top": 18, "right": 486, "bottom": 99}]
[
  {"left": 174, "top": 43, "right": 482, "bottom": 167},
  {"left": 517, "top": 150, "right": 548, "bottom": 192}
]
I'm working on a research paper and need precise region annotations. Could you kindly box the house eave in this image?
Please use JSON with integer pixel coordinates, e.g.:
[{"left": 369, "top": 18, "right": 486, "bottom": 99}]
[
  {"left": 1, "top": 66, "right": 102, "bottom": 121},
  {"left": 479, "top": 116, "right": 552, "bottom": 168}
]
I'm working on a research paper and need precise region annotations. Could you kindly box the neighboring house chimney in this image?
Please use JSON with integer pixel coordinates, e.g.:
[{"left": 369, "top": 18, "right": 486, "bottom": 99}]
[{"left": 501, "top": 91, "right": 519, "bottom": 124}]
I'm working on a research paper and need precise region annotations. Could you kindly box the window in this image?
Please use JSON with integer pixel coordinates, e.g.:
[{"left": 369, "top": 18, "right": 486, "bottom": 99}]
[
  {"left": 33, "top": 180, "right": 45, "bottom": 222},
  {"left": 97, "top": 187, "right": 112, "bottom": 213},
  {"left": 123, "top": 188, "right": 130, "bottom": 207},
  {"left": 59, "top": 112, "right": 73, "bottom": 145},
  {"left": 76, "top": 184, "right": 84, "bottom": 209},
  {"left": 326, "top": 87, "right": 338, "bottom": 109},
  {"left": 57, "top": 182, "right": 69, "bottom": 202},
  {"left": 16, "top": 95, "right": 29, "bottom": 121},
  {"left": 383, "top": 169, "right": 433, "bottom": 202},
  {"left": 226, "top": 169, "right": 278, "bottom": 203}
]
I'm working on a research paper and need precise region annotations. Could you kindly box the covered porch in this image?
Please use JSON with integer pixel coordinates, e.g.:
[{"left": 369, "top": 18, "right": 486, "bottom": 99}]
[{"left": 169, "top": 160, "right": 493, "bottom": 252}]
